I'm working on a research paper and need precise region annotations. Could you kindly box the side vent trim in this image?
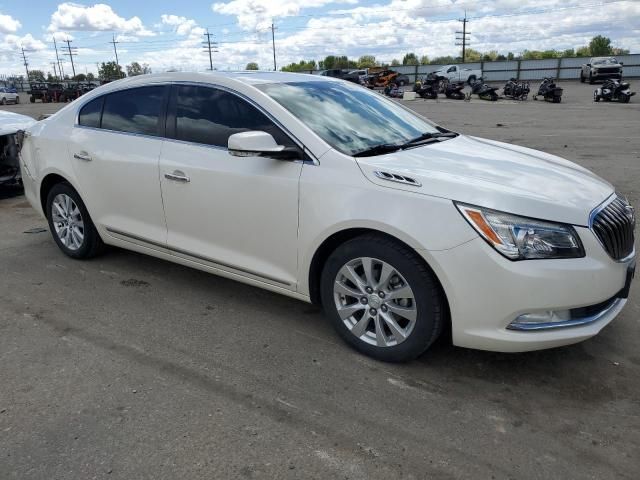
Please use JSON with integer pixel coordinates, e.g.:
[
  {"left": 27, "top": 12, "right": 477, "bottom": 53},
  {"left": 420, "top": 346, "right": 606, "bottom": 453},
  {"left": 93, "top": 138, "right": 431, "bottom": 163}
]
[{"left": 373, "top": 170, "right": 422, "bottom": 187}]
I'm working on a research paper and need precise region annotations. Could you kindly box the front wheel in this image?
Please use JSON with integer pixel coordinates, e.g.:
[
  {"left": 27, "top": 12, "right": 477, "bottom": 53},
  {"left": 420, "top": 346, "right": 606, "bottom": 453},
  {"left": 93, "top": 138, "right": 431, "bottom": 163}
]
[
  {"left": 589, "top": 73, "right": 595, "bottom": 84},
  {"left": 15, "top": 96, "right": 19, "bottom": 104},
  {"left": 467, "top": 75, "right": 476, "bottom": 85},
  {"left": 1, "top": 98, "right": 5, "bottom": 105},
  {"left": 46, "top": 183, "right": 104, "bottom": 259},
  {"left": 320, "top": 234, "right": 444, "bottom": 362}
]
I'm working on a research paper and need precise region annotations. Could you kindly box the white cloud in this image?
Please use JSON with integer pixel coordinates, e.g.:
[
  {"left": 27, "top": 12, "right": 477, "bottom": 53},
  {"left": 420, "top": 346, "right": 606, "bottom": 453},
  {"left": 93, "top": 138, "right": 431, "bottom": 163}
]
[
  {"left": 48, "top": 2, "right": 154, "bottom": 36},
  {"left": 0, "top": 33, "right": 47, "bottom": 52},
  {"left": 161, "top": 14, "right": 198, "bottom": 36},
  {"left": 212, "top": 0, "right": 358, "bottom": 31},
  {"left": 0, "top": 12, "right": 21, "bottom": 34}
]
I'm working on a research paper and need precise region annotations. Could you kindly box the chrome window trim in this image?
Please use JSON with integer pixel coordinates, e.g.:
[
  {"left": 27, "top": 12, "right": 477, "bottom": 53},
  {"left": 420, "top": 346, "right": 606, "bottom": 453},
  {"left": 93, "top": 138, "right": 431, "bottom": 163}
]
[
  {"left": 73, "top": 80, "right": 319, "bottom": 165},
  {"left": 507, "top": 297, "right": 626, "bottom": 331}
]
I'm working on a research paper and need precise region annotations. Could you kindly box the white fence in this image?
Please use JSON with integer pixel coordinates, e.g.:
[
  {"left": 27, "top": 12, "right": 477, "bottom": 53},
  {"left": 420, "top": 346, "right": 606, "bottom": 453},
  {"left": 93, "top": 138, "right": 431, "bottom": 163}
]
[{"left": 308, "top": 54, "right": 640, "bottom": 84}]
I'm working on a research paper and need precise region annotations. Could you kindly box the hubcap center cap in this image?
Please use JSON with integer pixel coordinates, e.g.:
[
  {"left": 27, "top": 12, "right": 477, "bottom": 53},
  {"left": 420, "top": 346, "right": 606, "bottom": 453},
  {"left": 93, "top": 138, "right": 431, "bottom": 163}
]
[{"left": 367, "top": 294, "right": 382, "bottom": 309}]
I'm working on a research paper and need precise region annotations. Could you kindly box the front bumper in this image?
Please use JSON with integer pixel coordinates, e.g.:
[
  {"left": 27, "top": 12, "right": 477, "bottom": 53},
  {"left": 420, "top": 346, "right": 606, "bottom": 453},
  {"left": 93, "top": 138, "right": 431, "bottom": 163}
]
[
  {"left": 425, "top": 226, "right": 634, "bottom": 352},
  {"left": 592, "top": 71, "right": 622, "bottom": 80}
]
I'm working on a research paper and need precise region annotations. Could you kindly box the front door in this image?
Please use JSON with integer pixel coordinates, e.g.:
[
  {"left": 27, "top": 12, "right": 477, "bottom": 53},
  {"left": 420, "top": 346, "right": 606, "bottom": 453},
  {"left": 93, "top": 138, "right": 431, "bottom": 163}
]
[{"left": 159, "top": 85, "right": 302, "bottom": 289}]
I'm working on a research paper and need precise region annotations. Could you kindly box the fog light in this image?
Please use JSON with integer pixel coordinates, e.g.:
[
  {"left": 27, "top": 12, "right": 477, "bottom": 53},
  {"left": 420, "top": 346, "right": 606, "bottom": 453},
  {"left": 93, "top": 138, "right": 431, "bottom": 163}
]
[{"left": 508, "top": 310, "right": 571, "bottom": 330}]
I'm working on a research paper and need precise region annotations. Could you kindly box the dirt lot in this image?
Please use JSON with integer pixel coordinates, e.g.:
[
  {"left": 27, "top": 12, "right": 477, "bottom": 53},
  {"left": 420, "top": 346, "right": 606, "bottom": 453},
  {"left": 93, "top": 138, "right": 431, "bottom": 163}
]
[{"left": 1, "top": 81, "right": 639, "bottom": 479}]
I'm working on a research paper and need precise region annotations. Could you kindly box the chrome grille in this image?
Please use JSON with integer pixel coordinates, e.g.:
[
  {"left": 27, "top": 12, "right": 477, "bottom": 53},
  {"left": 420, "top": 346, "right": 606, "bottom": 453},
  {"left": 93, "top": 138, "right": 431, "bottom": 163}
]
[{"left": 591, "top": 196, "right": 635, "bottom": 260}]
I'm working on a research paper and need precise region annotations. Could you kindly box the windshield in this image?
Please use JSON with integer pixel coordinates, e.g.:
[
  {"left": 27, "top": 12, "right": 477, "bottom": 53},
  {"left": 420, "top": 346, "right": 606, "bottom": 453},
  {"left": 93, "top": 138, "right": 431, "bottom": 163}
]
[
  {"left": 257, "top": 81, "right": 440, "bottom": 155},
  {"left": 593, "top": 58, "right": 618, "bottom": 65}
]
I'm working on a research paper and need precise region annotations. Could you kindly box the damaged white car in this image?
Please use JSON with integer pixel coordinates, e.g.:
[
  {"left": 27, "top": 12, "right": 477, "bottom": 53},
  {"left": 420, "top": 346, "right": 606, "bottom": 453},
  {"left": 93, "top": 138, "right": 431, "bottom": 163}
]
[{"left": 0, "top": 111, "right": 37, "bottom": 188}]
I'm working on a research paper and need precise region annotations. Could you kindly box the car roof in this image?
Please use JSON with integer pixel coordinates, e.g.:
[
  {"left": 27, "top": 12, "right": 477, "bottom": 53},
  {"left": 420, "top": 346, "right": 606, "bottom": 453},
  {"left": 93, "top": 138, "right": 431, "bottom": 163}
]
[{"left": 97, "top": 71, "right": 339, "bottom": 89}]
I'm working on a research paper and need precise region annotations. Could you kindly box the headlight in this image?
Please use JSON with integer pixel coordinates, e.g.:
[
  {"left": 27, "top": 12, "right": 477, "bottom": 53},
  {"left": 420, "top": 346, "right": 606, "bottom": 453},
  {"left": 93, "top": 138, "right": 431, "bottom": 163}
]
[{"left": 455, "top": 203, "right": 585, "bottom": 260}]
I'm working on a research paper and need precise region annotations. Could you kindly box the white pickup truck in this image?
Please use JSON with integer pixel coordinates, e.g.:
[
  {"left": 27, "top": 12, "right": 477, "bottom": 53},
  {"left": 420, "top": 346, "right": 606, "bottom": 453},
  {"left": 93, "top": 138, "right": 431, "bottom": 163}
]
[{"left": 433, "top": 65, "right": 482, "bottom": 84}]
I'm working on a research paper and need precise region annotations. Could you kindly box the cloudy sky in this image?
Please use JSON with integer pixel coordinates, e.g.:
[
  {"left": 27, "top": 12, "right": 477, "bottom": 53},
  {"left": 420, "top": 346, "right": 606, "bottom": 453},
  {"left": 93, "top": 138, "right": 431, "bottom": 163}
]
[{"left": 0, "top": 0, "right": 638, "bottom": 76}]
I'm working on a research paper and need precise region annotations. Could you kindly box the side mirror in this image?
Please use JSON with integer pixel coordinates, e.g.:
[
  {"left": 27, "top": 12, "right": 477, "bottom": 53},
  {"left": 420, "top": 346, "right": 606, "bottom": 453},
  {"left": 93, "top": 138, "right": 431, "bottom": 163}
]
[
  {"left": 228, "top": 131, "right": 299, "bottom": 160},
  {"left": 586, "top": 63, "right": 591, "bottom": 67},
  {"left": 620, "top": 62, "right": 624, "bottom": 66}
]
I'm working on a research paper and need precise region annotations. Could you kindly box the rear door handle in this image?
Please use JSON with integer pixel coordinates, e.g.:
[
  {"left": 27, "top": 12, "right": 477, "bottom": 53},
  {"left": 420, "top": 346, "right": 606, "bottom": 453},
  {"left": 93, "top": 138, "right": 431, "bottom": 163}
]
[
  {"left": 164, "top": 170, "right": 190, "bottom": 183},
  {"left": 73, "top": 152, "right": 92, "bottom": 162}
]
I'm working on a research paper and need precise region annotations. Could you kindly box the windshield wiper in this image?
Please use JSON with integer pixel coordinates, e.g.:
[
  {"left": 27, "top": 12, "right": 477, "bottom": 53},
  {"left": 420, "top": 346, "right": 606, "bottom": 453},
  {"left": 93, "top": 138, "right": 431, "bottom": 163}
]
[
  {"left": 401, "top": 131, "right": 458, "bottom": 148},
  {"left": 352, "top": 143, "right": 403, "bottom": 157}
]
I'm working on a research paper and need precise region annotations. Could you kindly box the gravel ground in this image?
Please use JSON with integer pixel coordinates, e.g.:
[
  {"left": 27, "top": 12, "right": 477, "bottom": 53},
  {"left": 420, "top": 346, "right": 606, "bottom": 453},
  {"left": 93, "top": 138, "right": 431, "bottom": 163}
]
[{"left": 1, "top": 80, "right": 639, "bottom": 479}]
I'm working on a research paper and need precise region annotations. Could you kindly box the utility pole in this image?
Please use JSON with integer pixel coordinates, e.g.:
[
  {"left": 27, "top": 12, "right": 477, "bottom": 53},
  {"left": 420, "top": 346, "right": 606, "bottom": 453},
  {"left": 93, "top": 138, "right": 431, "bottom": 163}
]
[
  {"left": 109, "top": 34, "right": 120, "bottom": 75},
  {"left": 53, "top": 38, "right": 65, "bottom": 78},
  {"left": 202, "top": 29, "right": 218, "bottom": 70},
  {"left": 63, "top": 38, "right": 78, "bottom": 78},
  {"left": 455, "top": 13, "right": 470, "bottom": 63},
  {"left": 271, "top": 22, "right": 277, "bottom": 71},
  {"left": 51, "top": 62, "right": 59, "bottom": 80},
  {"left": 20, "top": 47, "right": 30, "bottom": 82}
]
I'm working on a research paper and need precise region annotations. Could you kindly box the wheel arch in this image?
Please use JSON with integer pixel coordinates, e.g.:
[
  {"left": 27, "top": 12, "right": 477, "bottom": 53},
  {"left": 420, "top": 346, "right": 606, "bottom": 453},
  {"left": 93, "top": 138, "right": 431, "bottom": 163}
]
[
  {"left": 39, "top": 172, "right": 79, "bottom": 218},
  {"left": 307, "top": 228, "right": 451, "bottom": 325}
]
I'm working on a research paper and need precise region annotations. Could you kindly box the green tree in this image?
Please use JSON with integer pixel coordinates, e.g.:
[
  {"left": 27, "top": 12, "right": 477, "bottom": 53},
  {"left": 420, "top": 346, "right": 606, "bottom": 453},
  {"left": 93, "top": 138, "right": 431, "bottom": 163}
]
[
  {"left": 402, "top": 52, "right": 418, "bottom": 65},
  {"left": 562, "top": 48, "right": 576, "bottom": 57},
  {"left": 73, "top": 73, "right": 87, "bottom": 81},
  {"left": 281, "top": 60, "right": 317, "bottom": 72},
  {"left": 576, "top": 46, "right": 590, "bottom": 57},
  {"left": 390, "top": 58, "right": 401, "bottom": 66},
  {"left": 463, "top": 48, "right": 482, "bottom": 62},
  {"left": 612, "top": 47, "right": 630, "bottom": 55},
  {"left": 99, "top": 61, "right": 125, "bottom": 80},
  {"left": 245, "top": 62, "right": 259, "bottom": 70},
  {"left": 419, "top": 55, "right": 430, "bottom": 65},
  {"left": 126, "top": 62, "right": 151, "bottom": 76},
  {"left": 28, "top": 70, "right": 45, "bottom": 82},
  {"left": 357, "top": 55, "right": 377, "bottom": 68},
  {"left": 589, "top": 35, "right": 612, "bottom": 56},
  {"left": 86, "top": 72, "right": 96, "bottom": 81}
]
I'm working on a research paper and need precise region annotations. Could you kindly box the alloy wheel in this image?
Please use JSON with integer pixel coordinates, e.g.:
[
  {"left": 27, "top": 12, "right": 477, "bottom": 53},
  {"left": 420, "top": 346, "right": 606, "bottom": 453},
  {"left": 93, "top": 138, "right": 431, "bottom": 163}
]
[
  {"left": 333, "top": 257, "right": 417, "bottom": 347},
  {"left": 51, "top": 193, "right": 85, "bottom": 251}
]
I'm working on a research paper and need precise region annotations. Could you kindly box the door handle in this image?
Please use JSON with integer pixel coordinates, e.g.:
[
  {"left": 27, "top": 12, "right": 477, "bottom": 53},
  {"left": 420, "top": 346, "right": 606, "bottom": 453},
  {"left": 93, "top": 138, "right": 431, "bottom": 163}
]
[
  {"left": 73, "top": 152, "right": 92, "bottom": 162},
  {"left": 164, "top": 171, "right": 190, "bottom": 183}
]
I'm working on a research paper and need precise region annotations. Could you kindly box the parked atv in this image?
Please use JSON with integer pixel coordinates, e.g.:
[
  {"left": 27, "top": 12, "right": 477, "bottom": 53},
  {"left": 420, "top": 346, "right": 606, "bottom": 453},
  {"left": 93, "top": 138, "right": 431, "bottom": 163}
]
[
  {"left": 594, "top": 79, "right": 635, "bottom": 103},
  {"left": 503, "top": 78, "right": 530, "bottom": 100},
  {"left": 470, "top": 78, "right": 499, "bottom": 101},
  {"left": 413, "top": 73, "right": 439, "bottom": 99},
  {"left": 533, "top": 77, "right": 562, "bottom": 103}
]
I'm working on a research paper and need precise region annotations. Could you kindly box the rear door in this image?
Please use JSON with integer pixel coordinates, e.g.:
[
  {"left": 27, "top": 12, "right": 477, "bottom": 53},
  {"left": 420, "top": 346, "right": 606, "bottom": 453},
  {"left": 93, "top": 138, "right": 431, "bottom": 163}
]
[{"left": 69, "top": 85, "right": 169, "bottom": 245}]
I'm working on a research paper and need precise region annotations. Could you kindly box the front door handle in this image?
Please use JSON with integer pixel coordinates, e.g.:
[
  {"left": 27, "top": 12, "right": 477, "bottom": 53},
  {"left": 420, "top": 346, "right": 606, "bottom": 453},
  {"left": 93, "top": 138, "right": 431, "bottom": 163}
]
[
  {"left": 73, "top": 152, "right": 92, "bottom": 162},
  {"left": 164, "top": 170, "right": 190, "bottom": 183}
]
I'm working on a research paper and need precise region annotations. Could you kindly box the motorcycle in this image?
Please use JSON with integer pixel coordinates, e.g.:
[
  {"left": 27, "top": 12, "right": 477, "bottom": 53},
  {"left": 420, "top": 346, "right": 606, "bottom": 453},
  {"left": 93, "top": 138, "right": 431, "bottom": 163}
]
[
  {"left": 533, "top": 77, "right": 562, "bottom": 103},
  {"left": 470, "top": 78, "right": 499, "bottom": 101},
  {"left": 503, "top": 78, "right": 530, "bottom": 100},
  {"left": 444, "top": 79, "right": 466, "bottom": 100},
  {"left": 594, "top": 79, "right": 635, "bottom": 103},
  {"left": 413, "top": 73, "right": 439, "bottom": 99}
]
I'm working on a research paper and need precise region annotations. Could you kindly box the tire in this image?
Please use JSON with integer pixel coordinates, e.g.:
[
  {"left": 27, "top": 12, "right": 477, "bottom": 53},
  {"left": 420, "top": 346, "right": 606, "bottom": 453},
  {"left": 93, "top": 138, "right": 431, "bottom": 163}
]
[
  {"left": 580, "top": 72, "right": 585, "bottom": 83},
  {"left": 594, "top": 91, "right": 600, "bottom": 102},
  {"left": 1, "top": 98, "right": 5, "bottom": 105},
  {"left": 553, "top": 95, "right": 562, "bottom": 103},
  {"left": 30, "top": 96, "right": 35, "bottom": 103},
  {"left": 15, "top": 96, "right": 19, "bottom": 104},
  {"left": 589, "top": 73, "right": 595, "bottom": 84},
  {"left": 622, "top": 95, "right": 630, "bottom": 104},
  {"left": 320, "top": 234, "right": 445, "bottom": 362},
  {"left": 45, "top": 182, "right": 104, "bottom": 259},
  {"left": 467, "top": 75, "right": 476, "bottom": 85}
]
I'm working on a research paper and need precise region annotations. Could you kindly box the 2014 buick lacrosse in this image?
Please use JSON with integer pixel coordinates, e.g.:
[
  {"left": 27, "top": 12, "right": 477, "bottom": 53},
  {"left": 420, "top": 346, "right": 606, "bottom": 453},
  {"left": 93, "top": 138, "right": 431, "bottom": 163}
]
[{"left": 18, "top": 72, "right": 635, "bottom": 361}]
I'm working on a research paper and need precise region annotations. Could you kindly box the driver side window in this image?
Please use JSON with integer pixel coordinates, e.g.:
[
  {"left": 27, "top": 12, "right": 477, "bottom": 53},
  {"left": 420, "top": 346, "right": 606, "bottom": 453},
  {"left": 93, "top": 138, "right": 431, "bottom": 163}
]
[
  {"left": 172, "top": 85, "right": 294, "bottom": 149},
  {"left": 447, "top": 66, "right": 456, "bottom": 73}
]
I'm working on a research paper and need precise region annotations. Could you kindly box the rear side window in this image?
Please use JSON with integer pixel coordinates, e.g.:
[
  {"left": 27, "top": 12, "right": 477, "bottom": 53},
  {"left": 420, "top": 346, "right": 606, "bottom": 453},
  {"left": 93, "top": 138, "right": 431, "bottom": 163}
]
[
  {"left": 78, "top": 97, "right": 103, "bottom": 128},
  {"left": 173, "top": 85, "right": 292, "bottom": 148},
  {"left": 101, "top": 86, "right": 165, "bottom": 136}
]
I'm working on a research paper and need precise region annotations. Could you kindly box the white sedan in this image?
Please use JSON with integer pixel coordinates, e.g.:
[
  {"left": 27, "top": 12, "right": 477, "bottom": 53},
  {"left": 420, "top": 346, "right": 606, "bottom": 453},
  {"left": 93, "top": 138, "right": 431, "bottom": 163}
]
[
  {"left": 0, "top": 87, "right": 19, "bottom": 105},
  {"left": 18, "top": 72, "right": 635, "bottom": 361}
]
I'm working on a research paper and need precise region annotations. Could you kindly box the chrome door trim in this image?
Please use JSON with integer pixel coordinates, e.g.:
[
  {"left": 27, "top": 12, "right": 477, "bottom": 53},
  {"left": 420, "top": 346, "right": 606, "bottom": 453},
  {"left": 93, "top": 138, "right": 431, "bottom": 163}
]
[{"left": 105, "top": 227, "right": 291, "bottom": 287}]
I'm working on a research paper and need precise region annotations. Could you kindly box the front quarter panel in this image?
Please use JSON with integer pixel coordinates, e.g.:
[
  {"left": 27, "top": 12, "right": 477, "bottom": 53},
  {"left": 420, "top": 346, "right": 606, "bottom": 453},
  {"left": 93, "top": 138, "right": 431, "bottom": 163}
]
[{"left": 297, "top": 149, "right": 476, "bottom": 296}]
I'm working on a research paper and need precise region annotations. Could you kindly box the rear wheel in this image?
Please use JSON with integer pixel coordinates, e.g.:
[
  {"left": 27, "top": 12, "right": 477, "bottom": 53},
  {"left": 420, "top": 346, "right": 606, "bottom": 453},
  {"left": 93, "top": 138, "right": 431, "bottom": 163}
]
[
  {"left": 580, "top": 72, "right": 585, "bottom": 83},
  {"left": 320, "top": 234, "right": 444, "bottom": 362},
  {"left": 30, "top": 96, "right": 35, "bottom": 103},
  {"left": 1, "top": 98, "right": 5, "bottom": 105},
  {"left": 45, "top": 183, "right": 104, "bottom": 259},
  {"left": 15, "top": 96, "right": 20, "bottom": 104}
]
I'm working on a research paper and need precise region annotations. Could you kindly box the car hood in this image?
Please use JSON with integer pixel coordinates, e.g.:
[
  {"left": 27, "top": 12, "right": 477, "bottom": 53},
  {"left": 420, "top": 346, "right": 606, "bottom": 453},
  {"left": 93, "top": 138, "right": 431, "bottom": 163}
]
[
  {"left": 355, "top": 135, "right": 613, "bottom": 226},
  {"left": 0, "top": 110, "right": 37, "bottom": 136}
]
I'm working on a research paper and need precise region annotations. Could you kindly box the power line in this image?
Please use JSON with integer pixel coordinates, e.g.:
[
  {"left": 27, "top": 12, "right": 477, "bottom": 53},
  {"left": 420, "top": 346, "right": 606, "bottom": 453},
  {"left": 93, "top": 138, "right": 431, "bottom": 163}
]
[
  {"left": 110, "top": 34, "right": 120, "bottom": 67},
  {"left": 202, "top": 28, "right": 218, "bottom": 70},
  {"left": 63, "top": 38, "right": 78, "bottom": 78},
  {"left": 456, "top": 13, "right": 470, "bottom": 62},
  {"left": 271, "top": 22, "right": 277, "bottom": 71},
  {"left": 20, "top": 47, "right": 30, "bottom": 81},
  {"left": 53, "top": 38, "right": 65, "bottom": 79}
]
